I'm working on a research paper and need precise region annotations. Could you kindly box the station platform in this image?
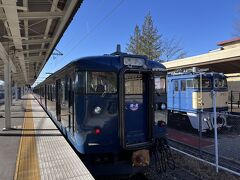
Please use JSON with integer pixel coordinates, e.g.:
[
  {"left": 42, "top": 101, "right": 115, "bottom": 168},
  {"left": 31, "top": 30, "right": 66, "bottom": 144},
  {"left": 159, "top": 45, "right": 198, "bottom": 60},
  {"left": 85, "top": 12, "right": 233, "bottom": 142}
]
[
  {"left": 0, "top": 94, "right": 94, "bottom": 180},
  {"left": 167, "top": 128, "right": 213, "bottom": 148}
]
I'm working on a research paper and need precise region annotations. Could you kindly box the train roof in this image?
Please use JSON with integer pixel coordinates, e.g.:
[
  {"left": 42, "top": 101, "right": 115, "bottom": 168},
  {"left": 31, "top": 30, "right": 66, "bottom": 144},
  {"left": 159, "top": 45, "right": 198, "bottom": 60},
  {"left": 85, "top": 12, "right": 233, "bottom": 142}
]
[
  {"left": 168, "top": 71, "right": 226, "bottom": 79},
  {"left": 35, "top": 53, "right": 166, "bottom": 87}
]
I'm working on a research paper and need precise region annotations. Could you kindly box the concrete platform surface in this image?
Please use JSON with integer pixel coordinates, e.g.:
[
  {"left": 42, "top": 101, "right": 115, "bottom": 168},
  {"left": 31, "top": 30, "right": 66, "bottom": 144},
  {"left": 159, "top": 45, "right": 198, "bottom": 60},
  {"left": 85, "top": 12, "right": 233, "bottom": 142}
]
[{"left": 0, "top": 94, "right": 94, "bottom": 180}]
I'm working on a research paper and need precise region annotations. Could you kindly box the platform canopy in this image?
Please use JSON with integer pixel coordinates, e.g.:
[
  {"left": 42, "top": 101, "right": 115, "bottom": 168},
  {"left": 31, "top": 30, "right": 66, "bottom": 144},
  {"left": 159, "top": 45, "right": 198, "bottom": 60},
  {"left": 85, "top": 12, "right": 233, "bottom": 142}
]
[
  {"left": 163, "top": 38, "right": 240, "bottom": 74},
  {"left": 0, "top": 0, "right": 82, "bottom": 86}
]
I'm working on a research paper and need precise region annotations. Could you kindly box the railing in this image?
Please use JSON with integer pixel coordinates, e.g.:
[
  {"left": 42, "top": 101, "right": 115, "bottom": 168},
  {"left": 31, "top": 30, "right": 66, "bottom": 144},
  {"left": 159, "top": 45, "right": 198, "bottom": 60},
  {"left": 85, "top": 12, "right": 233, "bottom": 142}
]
[
  {"left": 229, "top": 91, "right": 240, "bottom": 113},
  {"left": 168, "top": 91, "right": 240, "bottom": 177}
]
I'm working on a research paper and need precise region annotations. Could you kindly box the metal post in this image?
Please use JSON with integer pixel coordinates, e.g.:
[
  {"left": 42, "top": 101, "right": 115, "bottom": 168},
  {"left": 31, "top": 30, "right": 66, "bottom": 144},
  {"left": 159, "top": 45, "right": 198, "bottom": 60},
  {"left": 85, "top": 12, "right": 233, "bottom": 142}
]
[
  {"left": 212, "top": 90, "right": 219, "bottom": 173},
  {"left": 199, "top": 112, "right": 202, "bottom": 155},
  {"left": 199, "top": 73, "right": 203, "bottom": 155},
  {"left": 3, "top": 61, "right": 11, "bottom": 130},
  {"left": 15, "top": 82, "right": 18, "bottom": 101}
]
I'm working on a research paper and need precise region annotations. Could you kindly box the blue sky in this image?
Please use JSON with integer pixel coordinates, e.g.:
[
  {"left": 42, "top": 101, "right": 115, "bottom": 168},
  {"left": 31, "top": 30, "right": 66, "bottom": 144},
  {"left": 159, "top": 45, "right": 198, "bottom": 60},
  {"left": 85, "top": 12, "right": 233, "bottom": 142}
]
[{"left": 35, "top": 0, "right": 240, "bottom": 85}]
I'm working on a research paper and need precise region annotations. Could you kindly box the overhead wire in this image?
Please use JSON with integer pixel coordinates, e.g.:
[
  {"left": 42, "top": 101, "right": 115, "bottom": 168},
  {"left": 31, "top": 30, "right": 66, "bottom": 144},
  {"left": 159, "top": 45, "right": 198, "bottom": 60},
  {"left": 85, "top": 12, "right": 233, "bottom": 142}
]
[{"left": 54, "top": 0, "right": 126, "bottom": 64}]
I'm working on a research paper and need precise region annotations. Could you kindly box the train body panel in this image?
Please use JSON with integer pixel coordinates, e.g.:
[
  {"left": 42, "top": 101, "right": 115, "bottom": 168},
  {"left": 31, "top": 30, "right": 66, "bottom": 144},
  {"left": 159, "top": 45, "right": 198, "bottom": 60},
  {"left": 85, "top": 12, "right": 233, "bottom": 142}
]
[
  {"left": 192, "top": 91, "right": 228, "bottom": 110},
  {"left": 33, "top": 52, "right": 167, "bottom": 176}
]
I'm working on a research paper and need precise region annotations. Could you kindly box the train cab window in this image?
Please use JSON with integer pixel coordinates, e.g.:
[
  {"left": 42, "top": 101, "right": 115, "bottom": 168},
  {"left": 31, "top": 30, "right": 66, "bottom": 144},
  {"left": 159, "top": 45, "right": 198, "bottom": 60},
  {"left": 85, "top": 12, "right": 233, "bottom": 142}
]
[
  {"left": 202, "top": 79, "right": 211, "bottom": 88},
  {"left": 193, "top": 79, "right": 199, "bottom": 88},
  {"left": 125, "top": 74, "right": 143, "bottom": 94},
  {"left": 214, "top": 78, "right": 227, "bottom": 88},
  {"left": 222, "top": 79, "right": 227, "bottom": 88},
  {"left": 154, "top": 76, "right": 166, "bottom": 93},
  {"left": 174, "top": 81, "right": 178, "bottom": 91},
  {"left": 181, "top": 80, "right": 186, "bottom": 91},
  {"left": 87, "top": 72, "right": 117, "bottom": 94}
]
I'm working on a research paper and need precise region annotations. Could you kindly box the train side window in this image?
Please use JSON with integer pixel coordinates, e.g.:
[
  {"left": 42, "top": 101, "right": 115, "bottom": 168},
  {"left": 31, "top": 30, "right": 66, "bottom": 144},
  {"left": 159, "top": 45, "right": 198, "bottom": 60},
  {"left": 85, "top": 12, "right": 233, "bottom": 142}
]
[
  {"left": 51, "top": 84, "right": 55, "bottom": 101},
  {"left": 75, "top": 71, "right": 86, "bottom": 94},
  {"left": 64, "top": 76, "right": 69, "bottom": 101},
  {"left": 174, "top": 81, "right": 178, "bottom": 91},
  {"left": 193, "top": 79, "right": 199, "bottom": 88},
  {"left": 154, "top": 76, "right": 166, "bottom": 93},
  {"left": 87, "top": 72, "right": 117, "bottom": 94},
  {"left": 187, "top": 80, "right": 193, "bottom": 88},
  {"left": 181, "top": 80, "right": 186, "bottom": 91}
]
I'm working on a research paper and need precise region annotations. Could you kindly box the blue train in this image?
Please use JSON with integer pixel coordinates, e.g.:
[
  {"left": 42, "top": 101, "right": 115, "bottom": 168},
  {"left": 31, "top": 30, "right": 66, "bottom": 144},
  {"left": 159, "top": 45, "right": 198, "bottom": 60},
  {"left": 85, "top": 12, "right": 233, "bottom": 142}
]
[
  {"left": 33, "top": 48, "right": 168, "bottom": 176},
  {"left": 167, "top": 68, "right": 228, "bottom": 132}
]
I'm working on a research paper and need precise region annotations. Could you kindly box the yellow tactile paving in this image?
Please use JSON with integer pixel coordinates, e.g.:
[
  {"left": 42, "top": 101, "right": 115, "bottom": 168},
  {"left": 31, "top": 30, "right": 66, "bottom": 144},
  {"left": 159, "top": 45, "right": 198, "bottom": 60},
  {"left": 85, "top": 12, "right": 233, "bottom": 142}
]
[{"left": 14, "top": 97, "right": 40, "bottom": 180}]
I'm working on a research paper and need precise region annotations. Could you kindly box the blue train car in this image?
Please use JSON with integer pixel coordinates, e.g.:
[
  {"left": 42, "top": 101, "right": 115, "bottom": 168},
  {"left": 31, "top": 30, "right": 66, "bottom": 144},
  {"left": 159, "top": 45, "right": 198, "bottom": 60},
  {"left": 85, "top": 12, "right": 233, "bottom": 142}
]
[
  {"left": 167, "top": 69, "right": 228, "bottom": 132},
  {"left": 33, "top": 48, "right": 168, "bottom": 176}
]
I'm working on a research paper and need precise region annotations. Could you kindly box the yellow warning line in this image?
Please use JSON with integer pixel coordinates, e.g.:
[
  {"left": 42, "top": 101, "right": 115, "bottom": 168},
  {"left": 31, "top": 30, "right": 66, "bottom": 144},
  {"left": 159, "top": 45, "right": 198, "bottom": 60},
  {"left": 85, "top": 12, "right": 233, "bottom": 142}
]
[{"left": 14, "top": 97, "right": 40, "bottom": 180}]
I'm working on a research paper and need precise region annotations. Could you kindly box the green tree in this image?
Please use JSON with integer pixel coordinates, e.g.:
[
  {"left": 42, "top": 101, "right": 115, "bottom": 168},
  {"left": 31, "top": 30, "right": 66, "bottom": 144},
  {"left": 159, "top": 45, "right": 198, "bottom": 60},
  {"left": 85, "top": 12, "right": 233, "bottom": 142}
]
[
  {"left": 141, "top": 13, "right": 163, "bottom": 61},
  {"left": 126, "top": 13, "right": 186, "bottom": 61},
  {"left": 126, "top": 25, "right": 142, "bottom": 55}
]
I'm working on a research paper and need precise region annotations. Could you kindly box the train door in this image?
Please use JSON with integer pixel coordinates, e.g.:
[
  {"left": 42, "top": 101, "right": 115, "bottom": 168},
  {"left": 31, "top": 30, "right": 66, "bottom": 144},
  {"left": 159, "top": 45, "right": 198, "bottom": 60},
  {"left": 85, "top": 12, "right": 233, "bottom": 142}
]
[
  {"left": 123, "top": 72, "right": 152, "bottom": 149},
  {"left": 56, "top": 80, "right": 61, "bottom": 121},
  {"left": 180, "top": 80, "right": 187, "bottom": 110},
  {"left": 173, "top": 80, "right": 180, "bottom": 110},
  {"left": 68, "top": 78, "right": 74, "bottom": 134}
]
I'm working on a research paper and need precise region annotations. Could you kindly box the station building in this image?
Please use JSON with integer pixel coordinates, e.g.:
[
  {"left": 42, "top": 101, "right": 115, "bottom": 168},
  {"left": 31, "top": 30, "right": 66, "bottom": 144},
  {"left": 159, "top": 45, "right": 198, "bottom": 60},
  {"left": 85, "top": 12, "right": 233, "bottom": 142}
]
[{"left": 163, "top": 37, "right": 240, "bottom": 95}]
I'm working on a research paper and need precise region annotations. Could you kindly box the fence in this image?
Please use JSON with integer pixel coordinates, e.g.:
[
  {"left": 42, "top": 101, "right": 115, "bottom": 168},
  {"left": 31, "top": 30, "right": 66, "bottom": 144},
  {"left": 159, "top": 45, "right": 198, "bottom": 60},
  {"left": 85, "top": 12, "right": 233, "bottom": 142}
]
[
  {"left": 229, "top": 91, "right": 240, "bottom": 113},
  {"left": 167, "top": 90, "right": 240, "bottom": 176}
]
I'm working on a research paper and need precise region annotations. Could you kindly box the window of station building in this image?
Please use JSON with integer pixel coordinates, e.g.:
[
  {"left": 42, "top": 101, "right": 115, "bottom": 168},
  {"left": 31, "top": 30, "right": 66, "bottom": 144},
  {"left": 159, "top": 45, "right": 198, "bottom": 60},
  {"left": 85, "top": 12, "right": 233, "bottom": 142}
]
[
  {"left": 87, "top": 72, "right": 117, "bottom": 94},
  {"left": 154, "top": 76, "right": 166, "bottom": 93},
  {"left": 181, "top": 80, "right": 186, "bottom": 91},
  {"left": 174, "top": 80, "right": 178, "bottom": 91}
]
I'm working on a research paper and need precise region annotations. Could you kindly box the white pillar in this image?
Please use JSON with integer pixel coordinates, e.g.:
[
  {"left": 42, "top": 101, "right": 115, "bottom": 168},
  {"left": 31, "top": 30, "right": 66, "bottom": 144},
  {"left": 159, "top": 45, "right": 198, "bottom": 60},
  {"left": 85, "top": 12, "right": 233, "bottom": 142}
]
[
  {"left": 15, "top": 82, "right": 18, "bottom": 101},
  {"left": 3, "top": 61, "right": 11, "bottom": 130},
  {"left": 10, "top": 81, "right": 12, "bottom": 105}
]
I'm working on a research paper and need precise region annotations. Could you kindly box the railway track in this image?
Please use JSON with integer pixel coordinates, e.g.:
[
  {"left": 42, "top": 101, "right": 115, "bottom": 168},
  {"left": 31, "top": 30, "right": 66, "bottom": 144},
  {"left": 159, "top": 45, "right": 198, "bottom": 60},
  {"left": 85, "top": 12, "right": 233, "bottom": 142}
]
[{"left": 168, "top": 138, "right": 240, "bottom": 174}]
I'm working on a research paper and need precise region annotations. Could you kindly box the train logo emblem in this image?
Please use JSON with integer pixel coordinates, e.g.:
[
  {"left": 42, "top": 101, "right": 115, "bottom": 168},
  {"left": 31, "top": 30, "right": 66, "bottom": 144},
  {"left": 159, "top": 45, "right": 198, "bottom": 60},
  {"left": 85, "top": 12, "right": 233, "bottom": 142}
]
[{"left": 129, "top": 103, "right": 139, "bottom": 111}]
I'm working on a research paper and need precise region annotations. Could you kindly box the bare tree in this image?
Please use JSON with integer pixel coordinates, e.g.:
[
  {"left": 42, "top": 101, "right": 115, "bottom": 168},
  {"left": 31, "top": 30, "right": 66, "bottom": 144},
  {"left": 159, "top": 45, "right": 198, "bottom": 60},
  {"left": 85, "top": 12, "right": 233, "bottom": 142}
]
[
  {"left": 233, "top": 6, "right": 240, "bottom": 37},
  {"left": 233, "top": 22, "right": 240, "bottom": 37},
  {"left": 161, "top": 38, "right": 187, "bottom": 61}
]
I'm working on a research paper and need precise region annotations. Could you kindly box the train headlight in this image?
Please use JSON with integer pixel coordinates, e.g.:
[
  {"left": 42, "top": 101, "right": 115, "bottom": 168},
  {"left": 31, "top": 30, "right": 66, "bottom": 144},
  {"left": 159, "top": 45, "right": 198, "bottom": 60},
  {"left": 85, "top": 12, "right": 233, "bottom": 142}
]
[
  {"left": 94, "top": 106, "right": 102, "bottom": 114},
  {"left": 160, "top": 103, "right": 166, "bottom": 110}
]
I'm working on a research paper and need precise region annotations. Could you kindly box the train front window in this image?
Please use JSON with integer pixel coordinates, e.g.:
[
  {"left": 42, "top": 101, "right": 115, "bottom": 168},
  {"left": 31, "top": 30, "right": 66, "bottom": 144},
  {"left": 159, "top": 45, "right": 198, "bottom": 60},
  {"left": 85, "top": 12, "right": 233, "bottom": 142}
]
[
  {"left": 155, "top": 76, "right": 166, "bottom": 93},
  {"left": 214, "top": 78, "right": 227, "bottom": 88},
  {"left": 125, "top": 74, "right": 143, "bottom": 94},
  {"left": 87, "top": 72, "right": 117, "bottom": 94},
  {"left": 202, "top": 79, "right": 211, "bottom": 88}
]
